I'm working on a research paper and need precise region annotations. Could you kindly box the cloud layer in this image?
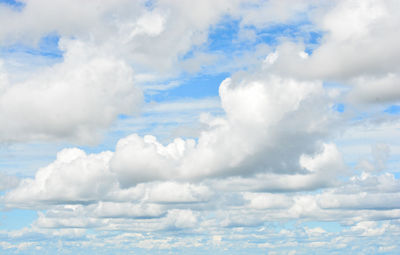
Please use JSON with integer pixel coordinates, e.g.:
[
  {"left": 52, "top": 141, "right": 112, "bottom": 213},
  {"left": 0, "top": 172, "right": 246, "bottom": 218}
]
[{"left": 1, "top": 0, "right": 400, "bottom": 254}]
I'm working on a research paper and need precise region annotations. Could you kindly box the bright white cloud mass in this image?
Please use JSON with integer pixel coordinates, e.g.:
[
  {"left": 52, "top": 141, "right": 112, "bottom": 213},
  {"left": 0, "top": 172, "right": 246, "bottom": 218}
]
[{"left": 0, "top": 0, "right": 399, "bottom": 254}]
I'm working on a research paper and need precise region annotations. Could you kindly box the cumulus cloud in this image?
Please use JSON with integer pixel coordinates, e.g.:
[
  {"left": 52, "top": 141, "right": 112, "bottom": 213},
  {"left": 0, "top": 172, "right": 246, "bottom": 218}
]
[
  {"left": 3, "top": 148, "right": 116, "bottom": 208},
  {"left": 111, "top": 74, "right": 341, "bottom": 186},
  {"left": 317, "top": 171, "right": 400, "bottom": 211},
  {"left": 273, "top": 0, "right": 400, "bottom": 79},
  {"left": 258, "top": 0, "right": 400, "bottom": 105},
  {"left": 0, "top": 39, "right": 142, "bottom": 144}
]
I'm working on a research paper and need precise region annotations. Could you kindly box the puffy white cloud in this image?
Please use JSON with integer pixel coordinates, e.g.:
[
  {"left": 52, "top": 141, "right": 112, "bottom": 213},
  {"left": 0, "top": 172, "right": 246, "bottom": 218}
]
[
  {"left": 164, "top": 209, "right": 198, "bottom": 229},
  {"left": 317, "top": 171, "right": 400, "bottom": 211},
  {"left": 298, "top": 0, "right": 399, "bottom": 79},
  {"left": 256, "top": 0, "right": 400, "bottom": 105},
  {"left": 349, "top": 221, "right": 388, "bottom": 237},
  {"left": 3, "top": 145, "right": 214, "bottom": 209},
  {"left": 0, "top": 39, "right": 142, "bottom": 144},
  {"left": 300, "top": 143, "right": 346, "bottom": 175},
  {"left": 3, "top": 148, "right": 116, "bottom": 207},
  {"left": 348, "top": 172, "right": 400, "bottom": 193},
  {"left": 110, "top": 134, "right": 195, "bottom": 186}
]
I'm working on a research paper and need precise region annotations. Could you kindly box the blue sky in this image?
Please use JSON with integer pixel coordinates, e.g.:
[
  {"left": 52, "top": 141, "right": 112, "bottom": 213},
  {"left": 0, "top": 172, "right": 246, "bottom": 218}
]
[{"left": 0, "top": 0, "right": 400, "bottom": 254}]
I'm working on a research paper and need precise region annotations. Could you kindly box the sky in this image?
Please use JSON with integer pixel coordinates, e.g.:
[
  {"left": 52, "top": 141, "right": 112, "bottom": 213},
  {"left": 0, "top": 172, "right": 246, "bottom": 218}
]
[{"left": 0, "top": 0, "right": 400, "bottom": 254}]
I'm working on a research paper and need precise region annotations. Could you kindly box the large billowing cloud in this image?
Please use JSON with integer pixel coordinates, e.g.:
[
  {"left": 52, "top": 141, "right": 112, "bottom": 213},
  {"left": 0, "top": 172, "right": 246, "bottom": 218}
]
[
  {"left": 0, "top": 39, "right": 142, "bottom": 143},
  {"left": 111, "top": 74, "right": 342, "bottom": 186}
]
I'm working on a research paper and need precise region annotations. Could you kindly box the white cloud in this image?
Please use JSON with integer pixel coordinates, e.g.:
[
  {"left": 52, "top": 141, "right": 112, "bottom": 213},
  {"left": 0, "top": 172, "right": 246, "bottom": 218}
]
[
  {"left": 310, "top": 0, "right": 400, "bottom": 80},
  {"left": 211, "top": 143, "right": 346, "bottom": 193},
  {"left": 0, "top": 39, "right": 142, "bottom": 144},
  {"left": 318, "top": 191, "right": 400, "bottom": 210},
  {"left": 317, "top": 171, "right": 400, "bottom": 211},
  {"left": 3, "top": 148, "right": 116, "bottom": 208},
  {"left": 304, "top": 227, "right": 326, "bottom": 237},
  {"left": 164, "top": 209, "right": 198, "bottom": 229},
  {"left": 92, "top": 202, "right": 164, "bottom": 219},
  {"left": 145, "top": 182, "right": 212, "bottom": 203},
  {"left": 131, "top": 11, "right": 166, "bottom": 37},
  {"left": 0, "top": 0, "right": 144, "bottom": 44},
  {"left": 258, "top": 0, "right": 400, "bottom": 105},
  {"left": 110, "top": 74, "right": 341, "bottom": 186},
  {"left": 243, "top": 193, "right": 293, "bottom": 209},
  {"left": 347, "top": 73, "right": 400, "bottom": 104},
  {"left": 349, "top": 221, "right": 387, "bottom": 237},
  {"left": 110, "top": 134, "right": 195, "bottom": 186}
]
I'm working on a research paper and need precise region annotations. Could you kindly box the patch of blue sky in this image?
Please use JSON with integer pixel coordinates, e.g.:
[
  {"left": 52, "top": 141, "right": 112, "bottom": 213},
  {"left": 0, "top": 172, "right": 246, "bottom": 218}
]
[
  {"left": 0, "top": 0, "right": 24, "bottom": 11},
  {"left": 0, "top": 33, "right": 63, "bottom": 59},
  {"left": 144, "top": 72, "right": 229, "bottom": 103},
  {"left": 0, "top": 209, "right": 37, "bottom": 230},
  {"left": 304, "top": 30, "right": 323, "bottom": 55},
  {"left": 333, "top": 103, "right": 345, "bottom": 113},
  {"left": 384, "top": 105, "right": 400, "bottom": 115},
  {"left": 254, "top": 23, "right": 310, "bottom": 46},
  {"left": 37, "top": 33, "right": 63, "bottom": 58},
  {"left": 206, "top": 16, "right": 323, "bottom": 55},
  {"left": 207, "top": 18, "right": 242, "bottom": 53},
  {"left": 323, "top": 81, "right": 349, "bottom": 88},
  {"left": 274, "top": 219, "right": 297, "bottom": 231}
]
